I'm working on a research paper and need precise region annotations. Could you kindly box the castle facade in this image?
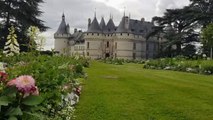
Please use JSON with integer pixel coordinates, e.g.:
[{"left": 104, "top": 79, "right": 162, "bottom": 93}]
[{"left": 54, "top": 13, "right": 160, "bottom": 59}]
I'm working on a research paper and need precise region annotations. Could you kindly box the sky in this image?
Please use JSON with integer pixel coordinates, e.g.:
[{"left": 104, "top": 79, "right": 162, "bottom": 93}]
[{"left": 40, "top": 0, "right": 190, "bottom": 50}]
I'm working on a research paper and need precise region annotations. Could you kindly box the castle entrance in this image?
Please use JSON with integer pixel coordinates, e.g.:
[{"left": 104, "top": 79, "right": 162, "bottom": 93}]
[{"left": 105, "top": 53, "right": 110, "bottom": 58}]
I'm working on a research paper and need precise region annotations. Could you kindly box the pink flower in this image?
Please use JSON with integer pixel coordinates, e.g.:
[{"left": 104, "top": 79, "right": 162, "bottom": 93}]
[
  {"left": 15, "top": 75, "right": 35, "bottom": 93},
  {"left": 6, "top": 75, "right": 39, "bottom": 96},
  {"left": 7, "top": 79, "right": 16, "bottom": 86}
]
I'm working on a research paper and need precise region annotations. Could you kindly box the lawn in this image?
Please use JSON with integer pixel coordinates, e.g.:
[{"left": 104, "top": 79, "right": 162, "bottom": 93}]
[{"left": 75, "top": 61, "right": 213, "bottom": 120}]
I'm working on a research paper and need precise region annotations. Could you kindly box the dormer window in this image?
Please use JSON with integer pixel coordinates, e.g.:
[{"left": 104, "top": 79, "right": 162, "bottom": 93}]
[
  {"left": 140, "top": 30, "right": 143, "bottom": 33},
  {"left": 108, "top": 29, "right": 111, "bottom": 32},
  {"left": 131, "top": 29, "right": 135, "bottom": 32}
]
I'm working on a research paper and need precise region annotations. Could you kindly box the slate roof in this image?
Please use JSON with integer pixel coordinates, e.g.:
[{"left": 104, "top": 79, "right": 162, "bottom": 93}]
[
  {"left": 72, "top": 31, "right": 84, "bottom": 43},
  {"left": 116, "top": 16, "right": 130, "bottom": 33},
  {"left": 116, "top": 16, "right": 154, "bottom": 35},
  {"left": 100, "top": 17, "right": 106, "bottom": 31},
  {"left": 87, "top": 17, "right": 101, "bottom": 33},
  {"left": 55, "top": 14, "right": 70, "bottom": 34},
  {"left": 105, "top": 18, "right": 116, "bottom": 33}
]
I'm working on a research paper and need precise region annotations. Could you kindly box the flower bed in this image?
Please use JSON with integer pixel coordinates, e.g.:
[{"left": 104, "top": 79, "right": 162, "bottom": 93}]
[
  {"left": 144, "top": 58, "right": 213, "bottom": 75},
  {"left": 0, "top": 53, "right": 89, "bottom": 119}
]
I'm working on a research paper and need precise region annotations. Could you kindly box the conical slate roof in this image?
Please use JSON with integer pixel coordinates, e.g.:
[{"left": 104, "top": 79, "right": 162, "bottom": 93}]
[
  {"left": 87, "top": 17, "right": 101, "bottom": 33},
  {"left": 105, "top": 18, "right": 116, "bottom": 33},
  {"left": 100, "top": 17, "right": 106, "bottom": 31},
  {"left": 116, "top": 16, "right": 130, "bottom": 33},
  {"left": 55, "top": 14, "right": 69, "bottom": 34}
]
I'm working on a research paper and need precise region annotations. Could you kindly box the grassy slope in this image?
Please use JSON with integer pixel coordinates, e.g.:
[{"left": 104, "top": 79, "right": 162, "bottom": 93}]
[{"left": 75, "top": 61, "right": 213, "bottom": 120}]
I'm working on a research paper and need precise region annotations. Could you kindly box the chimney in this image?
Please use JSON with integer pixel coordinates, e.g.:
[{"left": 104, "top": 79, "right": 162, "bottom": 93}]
[
  {"left": 66, "top": 24, "right": 70, "bottom": 33},
  {"left": 88, "top": 18, "right": 91, "bottom": 28},
  {"left": 141, "top": 18, "right": 145, "bottom": 23},
  {"left": 74, "top": 28, "right": 77, "bottom": 33}
]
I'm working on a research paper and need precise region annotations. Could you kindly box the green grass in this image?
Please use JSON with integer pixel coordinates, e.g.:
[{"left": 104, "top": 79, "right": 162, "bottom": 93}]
[{"left": 75, "top": 61, "right": 213, "bottom": 120}]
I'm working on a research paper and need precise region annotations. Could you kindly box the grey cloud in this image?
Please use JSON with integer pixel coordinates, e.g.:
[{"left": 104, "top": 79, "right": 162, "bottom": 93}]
[
  {"left": 39, "top": 0, "right": 189, "bottom": 50},
  {"left": 40, "top": 0, "right": 121, "bottom": 50},
  {"left": 155, "top": 0, "right": 190, "bottom": 15}
]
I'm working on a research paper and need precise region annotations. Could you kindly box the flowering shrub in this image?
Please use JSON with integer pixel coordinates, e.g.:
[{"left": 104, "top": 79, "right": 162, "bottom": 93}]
[
  {"left": 3, "top": 26, "right": 20, "bottom": 56},
  {"left": 144, "top": 58, "right": 213, "bottom": 75},
  {"left": 0, "top": 73, "right": 42, "bottom": 120},
  {"left": 7, "top": 75, "right": 39, "bottom": 96},
  {"left": 0, "top": 53, "right": 88, "bottom": 119}
]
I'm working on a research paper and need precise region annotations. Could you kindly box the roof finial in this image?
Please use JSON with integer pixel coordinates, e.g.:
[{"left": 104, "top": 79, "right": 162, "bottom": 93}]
[
  {"left": 124, "top": 6, "right": 126, "bottom": 17},
  {"left": 62, "top": 12, "right": 65, "bottom": 20},
  {"left": 94, "top": 8, "right": 96, "bottom": 18}
]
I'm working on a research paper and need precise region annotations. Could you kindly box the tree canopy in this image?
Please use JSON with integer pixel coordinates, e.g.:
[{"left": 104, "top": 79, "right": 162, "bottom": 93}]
[
  {"left": 149, "top": 0, "right": 213, "bottom": 57},
  {"left": 0, "top": 0, "right": 48, "bottom": 51}
]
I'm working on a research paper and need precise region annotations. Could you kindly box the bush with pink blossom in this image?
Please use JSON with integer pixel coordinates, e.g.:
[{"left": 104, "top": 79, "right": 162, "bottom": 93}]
[{"left": 0, "top": 74, "right": 42, "bottom": 120}]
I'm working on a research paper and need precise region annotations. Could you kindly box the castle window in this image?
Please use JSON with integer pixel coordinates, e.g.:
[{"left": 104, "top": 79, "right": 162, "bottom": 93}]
[
  {"left": 128, "top": 33, "right": 130, "bottom": 36},
  {"left": 107, "top": 41, "right": 109, "bottom": 48},
  {"left": 115, "top": 42, "right": 117, "bottom": 49},
  {"left": 108, "top": 29, "right": 111, "bottom": 32},
  {"left": 140, "top": 30, "right": 143, "bottom": 33},
  {"left": 133, "top": 43, "right": 136, "bottom": 50},
  {"left": 87, "top": 52, "right": 89, "bottom": 56},
  {"left": 120, "top": 33, "right": 122, "bottom": 36},
  {"left": 133, "top": 53, "right": 136, "bottom": 59},
  {"left": 92, "top": 33, "right": 94, "bottom": 35},
  {"left": 87, "top": 42, "right": 90, "bottom": 49},
  {"left": 97, "top": 33, "right": 99, "bottom": 36},
  {"left": 131, "top": 29, "right": 135, "bottom": 32},
  {"left": 87, "top": 33, "right": 89, "bottom": 35}
]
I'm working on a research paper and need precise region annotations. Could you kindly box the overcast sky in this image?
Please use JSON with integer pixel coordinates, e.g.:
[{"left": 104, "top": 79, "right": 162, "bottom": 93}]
[{"left": 40, "top": 0, "right": 190, "bottom": 50}]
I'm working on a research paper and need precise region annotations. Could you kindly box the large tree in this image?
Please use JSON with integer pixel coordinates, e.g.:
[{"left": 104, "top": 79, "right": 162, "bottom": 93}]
[
  {"left": 201, "top": 23, "right": 213, "bottom": 59},
  {"left": 0, "top": 0, "right": 48, "bottom": 51},
  {"left": 188, "top": 0, "right": 213, "bottom": 28},
  {"left": 150, "top": 7, "right": 198, "bottom": 56}
]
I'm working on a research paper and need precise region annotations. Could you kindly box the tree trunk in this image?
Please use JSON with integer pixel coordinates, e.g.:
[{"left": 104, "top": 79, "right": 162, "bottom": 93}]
[
  {"left": 210, "top": 47, "right": 212, "bottom": 60},
  {"left": 176, "top": 42, "right": 181, "bottom": 55}
]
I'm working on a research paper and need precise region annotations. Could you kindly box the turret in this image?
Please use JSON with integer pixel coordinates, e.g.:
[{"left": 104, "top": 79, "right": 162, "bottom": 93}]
[
  {"left": 100, "top": 17, "right": 106, "bottom": 31},
  {"left": 105, "top": 17, "right": 115, "bottom": 33},
  {"left": 87, "top": 15, "right": 101, "bottom": 33},
  {"left": 54, "top": 13, "right": 71, "bottom": 54}
]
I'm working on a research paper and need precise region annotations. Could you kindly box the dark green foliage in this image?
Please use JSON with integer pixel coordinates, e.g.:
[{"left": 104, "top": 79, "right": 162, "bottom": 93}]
[
  {"left": 0, "top": 0, "right": 48, "bottom": 51},
  {"left": 149, "top": 0, "right": 213, "bottom": 57}
]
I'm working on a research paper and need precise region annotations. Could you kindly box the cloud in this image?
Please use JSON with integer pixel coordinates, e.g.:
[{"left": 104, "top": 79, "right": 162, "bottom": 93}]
[
  {"left": 155, "top": 0, "right": 190, "bottom": 15},
  {"left": 39, "top": 0, "right": 190, "bottom": 50},
  {"left": 40, "top": 0, "right": 121, "bottom": 50}
]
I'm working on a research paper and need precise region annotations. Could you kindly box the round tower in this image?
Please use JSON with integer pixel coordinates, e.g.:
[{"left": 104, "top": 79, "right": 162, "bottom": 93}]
[{"left": 54, "top": 13, "right": 71, "bottom": 55}]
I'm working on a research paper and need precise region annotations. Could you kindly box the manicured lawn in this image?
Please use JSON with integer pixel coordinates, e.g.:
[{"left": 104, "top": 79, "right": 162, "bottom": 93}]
[{"left": 75, "top": 61, "right": 213, "bottom": 120}]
